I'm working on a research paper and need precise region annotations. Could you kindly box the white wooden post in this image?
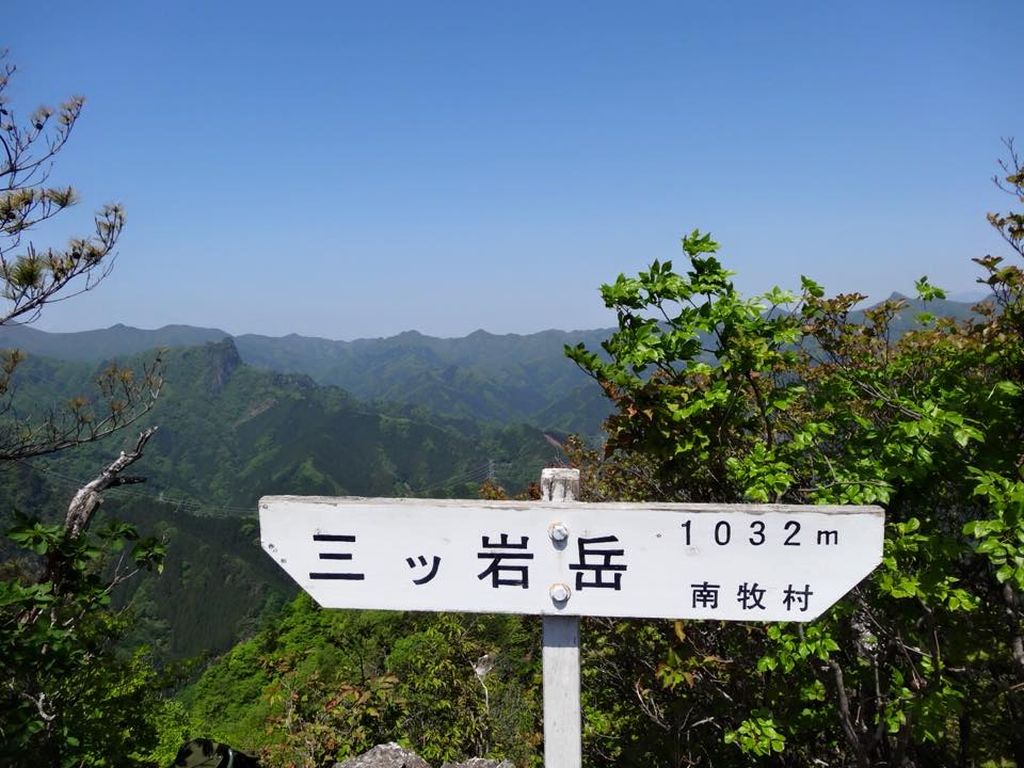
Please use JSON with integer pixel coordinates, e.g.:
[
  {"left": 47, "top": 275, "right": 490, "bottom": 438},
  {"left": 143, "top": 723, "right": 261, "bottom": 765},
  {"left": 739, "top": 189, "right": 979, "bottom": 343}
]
[{"left": 540, "top": 468, "right": 582, "bottom": 768}]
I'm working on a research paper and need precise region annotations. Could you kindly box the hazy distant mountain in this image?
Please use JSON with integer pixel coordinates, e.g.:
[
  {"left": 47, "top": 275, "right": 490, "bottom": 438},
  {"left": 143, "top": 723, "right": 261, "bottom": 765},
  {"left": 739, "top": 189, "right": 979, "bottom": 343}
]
[
  {"left": 946, "top": 288, "right": 992, "bottom": 304},
  {"left": 0, "top": 292, "right": 986, "bottom": 439},
  {"left": 0, "top": 324, "right": 615, "bottom": 435},
  {"left": 0, "top": 322, "right": 230, "bottom": 360},
  {"left": 867, "top": 293, "right": 983, "bottom": 336},
  {"left": 233, "top": 327, "right": 614, "bottom": 432}
]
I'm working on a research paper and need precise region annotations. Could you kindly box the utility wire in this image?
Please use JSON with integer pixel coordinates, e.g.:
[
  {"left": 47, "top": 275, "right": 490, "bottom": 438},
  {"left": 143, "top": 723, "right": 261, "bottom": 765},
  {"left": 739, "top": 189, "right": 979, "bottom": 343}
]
[
  {"left": 12, "top": 458, "right": 254, "bottom": 515},
  {"left": 12, "top": 433, "right": 566, "bottom": 513}
]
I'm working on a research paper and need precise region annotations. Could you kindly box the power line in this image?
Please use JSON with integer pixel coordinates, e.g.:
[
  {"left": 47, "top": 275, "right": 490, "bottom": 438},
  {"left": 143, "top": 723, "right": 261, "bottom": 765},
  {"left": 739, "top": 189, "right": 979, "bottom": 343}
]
[
  {"left": 12, "top": 458, "right": 255, "bottom": 516},
  {"left": 11, "top": 433, "right": 567, "bottom": 512}
]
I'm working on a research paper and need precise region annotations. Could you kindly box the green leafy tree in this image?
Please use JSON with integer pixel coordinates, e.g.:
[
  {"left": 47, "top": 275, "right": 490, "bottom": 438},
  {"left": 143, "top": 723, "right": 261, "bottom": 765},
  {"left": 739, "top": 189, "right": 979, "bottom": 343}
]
[
  {"left": 566, "top": 147, "right": 1024, "bottom": 766},
  {"left": 177, "top": 595, "right": 543, "bottom": 767},
  {"left": 0, "top": 53, "right": 166, "bottom": 767}
]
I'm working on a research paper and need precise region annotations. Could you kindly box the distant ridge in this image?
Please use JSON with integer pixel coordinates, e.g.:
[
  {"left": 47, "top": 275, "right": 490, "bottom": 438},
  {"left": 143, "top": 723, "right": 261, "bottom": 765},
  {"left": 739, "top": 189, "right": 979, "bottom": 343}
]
[
  {"left": 0, "top": 323, "right": 230, "bottom": 361},
  {"left": 0, "top": 323, "right": 616, "bottom": 434},
  {"left": 231, "top": 326, "right": 617, "bottom": 433},
  {"left": 0, "top": 292, "right": 984, "bottom": 434}
]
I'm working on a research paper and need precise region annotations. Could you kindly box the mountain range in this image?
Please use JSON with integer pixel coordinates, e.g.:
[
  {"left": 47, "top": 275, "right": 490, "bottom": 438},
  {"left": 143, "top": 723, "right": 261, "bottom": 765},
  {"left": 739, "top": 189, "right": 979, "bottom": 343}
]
[
  {"left": 0, "top": 289, "right": 983, "bottom": 439},
  {"left": 0, "top": 293, "right": 985, "bottom": 659},
  {"left": 0, "top": 322, "right": 616, "bottom": 436},
  {"left": 0, "top": 338, "right": 568, "bottom": 659}
]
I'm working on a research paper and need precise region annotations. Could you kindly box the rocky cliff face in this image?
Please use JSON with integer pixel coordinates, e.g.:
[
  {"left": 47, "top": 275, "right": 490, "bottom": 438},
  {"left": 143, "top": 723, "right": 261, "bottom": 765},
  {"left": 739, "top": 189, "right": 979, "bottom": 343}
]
[{"left": 201, "top": 338, "right": 243, "bottom": 395}]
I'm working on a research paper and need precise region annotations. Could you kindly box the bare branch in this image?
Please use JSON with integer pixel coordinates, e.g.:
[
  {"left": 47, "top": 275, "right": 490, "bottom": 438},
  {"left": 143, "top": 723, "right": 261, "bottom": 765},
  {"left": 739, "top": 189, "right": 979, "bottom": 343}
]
[
  {"left": 19, "top": 691, "right": 56, "bottom": 723},
  {"left": 64, "top": 426, "right": 158, "bottom": 540},
  {"left": 830, "top": 660, "right": 870, "bottom": 768},
  {"left": 1004, "top": 583, "right": 1024, "bottom": 679}
]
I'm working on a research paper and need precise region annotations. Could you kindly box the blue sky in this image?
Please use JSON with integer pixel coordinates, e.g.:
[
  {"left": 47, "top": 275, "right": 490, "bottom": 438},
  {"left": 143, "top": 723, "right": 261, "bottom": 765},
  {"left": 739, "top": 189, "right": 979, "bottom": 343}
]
[{"left": 7, "top": 1, "right": 1022, "bottom": 339}]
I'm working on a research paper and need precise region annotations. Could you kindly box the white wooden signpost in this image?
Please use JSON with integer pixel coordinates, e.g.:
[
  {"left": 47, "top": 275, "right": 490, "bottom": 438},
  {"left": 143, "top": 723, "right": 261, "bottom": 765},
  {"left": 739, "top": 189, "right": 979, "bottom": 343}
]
[{"left": 259, "top": 469, "right": 884, "bottom": 767}]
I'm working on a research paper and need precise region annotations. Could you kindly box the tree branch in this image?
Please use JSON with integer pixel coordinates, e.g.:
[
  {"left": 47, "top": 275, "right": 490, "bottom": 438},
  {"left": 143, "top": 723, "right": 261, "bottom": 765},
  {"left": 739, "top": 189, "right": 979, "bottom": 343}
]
[
  {"left": 1004, "top": 583, "right": 1024, "bottom": 679},
  {"left": 830, "top": 660, "right": 870, "bottom": 768},
  {"left": 63, "top": 426, "right": 158, "bottom": 540},
  {"left": 19, "top": 691, "right": 56, "bottom": 723}
]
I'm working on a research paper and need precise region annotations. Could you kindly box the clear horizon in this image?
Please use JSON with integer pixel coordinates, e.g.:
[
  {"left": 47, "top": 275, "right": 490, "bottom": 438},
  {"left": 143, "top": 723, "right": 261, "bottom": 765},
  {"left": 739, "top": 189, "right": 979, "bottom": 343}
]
[{"left": 8, "top": 1, "right": 1022, "bottom": 339}]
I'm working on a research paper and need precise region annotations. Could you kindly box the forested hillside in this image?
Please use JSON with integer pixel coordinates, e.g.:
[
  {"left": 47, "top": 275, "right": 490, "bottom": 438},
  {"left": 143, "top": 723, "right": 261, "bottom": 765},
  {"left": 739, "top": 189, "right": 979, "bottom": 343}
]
[
  {"left": 112, "top": 502, "right": 295, "bottom": 661},
  {"left": 0, "top": 294, "right": 982, "bottom": 441},
  {"left": 0, "top": 324, "right": 614, "bottom": 435},
  {"left": 4, "top": 338, "right": 563, "bottom": 512},
  {"left": 0, "top": 338, "right": 565, "bottom": 663}
]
